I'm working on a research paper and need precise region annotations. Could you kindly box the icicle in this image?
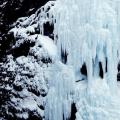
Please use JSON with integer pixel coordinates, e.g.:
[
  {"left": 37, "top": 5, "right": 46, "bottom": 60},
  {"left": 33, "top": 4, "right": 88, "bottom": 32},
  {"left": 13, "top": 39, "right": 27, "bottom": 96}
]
[
  {"left": 50, "top": 0, "right": 120, "bottom": 92},
  {"left": 10, "top": 0, "right": 120, "bottom": 119},
  {"left": 45, "top": 62, "right": 75, "bottom": 120}
]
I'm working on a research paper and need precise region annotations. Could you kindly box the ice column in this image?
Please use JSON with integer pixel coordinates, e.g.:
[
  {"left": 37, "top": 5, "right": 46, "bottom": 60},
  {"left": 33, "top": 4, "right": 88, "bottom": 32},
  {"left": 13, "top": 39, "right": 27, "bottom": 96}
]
[
  {"left": 45, "top": 63, "right": 75, "bottom": 120},
  {"left": 52, "top": 0, "right": 120, "bottom": 91}
]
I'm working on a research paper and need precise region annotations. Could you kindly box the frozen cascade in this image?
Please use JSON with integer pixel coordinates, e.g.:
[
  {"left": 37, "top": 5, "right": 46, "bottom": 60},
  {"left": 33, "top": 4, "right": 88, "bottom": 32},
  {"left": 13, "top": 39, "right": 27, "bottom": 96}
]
[
  {"left": 31, "top": 0, "right": 119, "bottom": 84},
  {"left": 39, "top": 0, "right": 120, "bottom": 120},
  {"left": 43, "top": 0, "right": 120, "bottom": 119},
  {"left": 45, "top": 62, "right": 75, "bottom": 120},
  {"left": 9, "top": 0, "right": 120, "bottom": 119},
  {"left": 51, "top": 0, "right": 120, "bottom": 91}
]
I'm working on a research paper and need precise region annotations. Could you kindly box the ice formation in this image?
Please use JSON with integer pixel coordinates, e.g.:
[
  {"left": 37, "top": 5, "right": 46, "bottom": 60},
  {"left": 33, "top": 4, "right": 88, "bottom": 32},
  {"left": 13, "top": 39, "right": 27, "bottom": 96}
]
[
  {"left": 51, "top": 0, "right": 120, "bottom": 91},
  {"left": 45, "top": 62, "right": 75, "bottom": 120},
  {"left": 21, "top": 0, "right": 120, "bottom": 91},
  {"left": 8, "top": 0, "right": 120, "bottom": 120},
  {"left": 39, "top": 0, "right": 120, "bottom": 119}
]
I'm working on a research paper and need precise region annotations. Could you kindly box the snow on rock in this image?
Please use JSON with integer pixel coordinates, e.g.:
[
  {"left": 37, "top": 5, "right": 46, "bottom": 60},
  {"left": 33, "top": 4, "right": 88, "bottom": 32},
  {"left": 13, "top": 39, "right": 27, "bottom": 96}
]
[
  {"left": 6, "top": 0, "right": 120, "bottom": 120},
  {"left": 2, "top": 26, "right": 58, "bottom": 119},
  {"left": 34, "top": 35, "right": 57, "bottom": 61},
  {"left": 10, "top": 25, "right": 57, "bottom": 61},
  {"left": 5, "top": 53, "right": 49, "bottom": 119}
]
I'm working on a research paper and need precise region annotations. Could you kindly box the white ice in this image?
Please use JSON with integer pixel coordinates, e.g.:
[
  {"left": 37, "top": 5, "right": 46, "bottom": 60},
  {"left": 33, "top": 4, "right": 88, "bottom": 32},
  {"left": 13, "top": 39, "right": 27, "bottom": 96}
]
[{"left": 9, "top": 0, "right": 120, "bottom": 120}]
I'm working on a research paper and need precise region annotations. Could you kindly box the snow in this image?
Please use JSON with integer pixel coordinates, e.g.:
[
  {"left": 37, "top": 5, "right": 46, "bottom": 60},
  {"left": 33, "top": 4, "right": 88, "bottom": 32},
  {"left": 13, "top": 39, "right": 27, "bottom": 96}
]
[
  {"left": 10, "top": 28, "right": 57, "bottom": 61},
  {"left": 7, "top": 0, "right": 120, "bottom": 120},
  {"left": 37, "top": 35, "right": 57, "bottom": 60},
  {"left": 7, "top": 52, "right": 49, "bottom": 119},
  {"left": 10, "top": 89, "right": 45, "bottom": 119}
]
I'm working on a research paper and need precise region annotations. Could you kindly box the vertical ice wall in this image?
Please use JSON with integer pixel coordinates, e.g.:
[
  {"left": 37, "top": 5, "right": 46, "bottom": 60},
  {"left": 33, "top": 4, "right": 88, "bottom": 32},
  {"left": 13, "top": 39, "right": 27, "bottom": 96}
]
[
  {"left": 16, "top": 0, "right": 120, "bottom": 90},
  {"left": 33, "top": 0, "right": 120, "bottom": 119},
  {"left": 45, "top": 62, "right": 75, "bottom": 120},
  {"left": 8, "top": 0, "right": 120, "bottom": 119},
  {"left": 46, "top": 0, "right": 120, "bottom": 91}
]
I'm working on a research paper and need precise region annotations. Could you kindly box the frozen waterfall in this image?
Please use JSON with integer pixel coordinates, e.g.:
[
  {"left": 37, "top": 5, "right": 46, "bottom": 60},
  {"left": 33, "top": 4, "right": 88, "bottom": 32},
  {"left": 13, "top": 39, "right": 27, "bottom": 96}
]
[
  {"left": 36, "top": 0, "right": 120, "bottom": 90},
  {"left": 44, "top": 0, "right": 120, "bottom": 119},
  {"left": 43, "top": 0, "right": 120, "bottom": 119},
  {"left": 52, "top": 0, "right": 120, "bottom": 91},
  {"left": 10, "top": 0, "right": 120, "bottom": 119}
]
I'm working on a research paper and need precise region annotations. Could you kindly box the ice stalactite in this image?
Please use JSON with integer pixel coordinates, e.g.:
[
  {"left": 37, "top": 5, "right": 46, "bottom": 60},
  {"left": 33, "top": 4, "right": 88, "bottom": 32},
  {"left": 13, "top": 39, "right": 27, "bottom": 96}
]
[
  {"left": 36, "top": 0, "right": 120, "bottom": 119},
  {"left": 11, "top": 0, "right": 120, "bottom": 89},
  {"left": 45, "top": 62, "right": 75, "bottom": 120},
  {"left": 46, "top": 0, "right": 120, "bottom": 92},
  {"left": 9, "top": 0, "right": 120, "bottom": 119}
]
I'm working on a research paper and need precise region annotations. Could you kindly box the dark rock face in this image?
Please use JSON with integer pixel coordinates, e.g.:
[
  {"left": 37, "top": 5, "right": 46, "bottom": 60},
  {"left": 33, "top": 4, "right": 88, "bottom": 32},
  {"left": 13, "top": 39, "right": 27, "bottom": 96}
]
[
  {"left": 0, "top": 1, "right": 50, "bottom": 120},
  {"left": 70, "top": 103, "right": 77, "bottom": 120},
  {"left": 117, "top": 63, "right": 120, "bottom": 81},
  {"left": 0, "top": 0, "right": 49, "bottom": 61}
]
